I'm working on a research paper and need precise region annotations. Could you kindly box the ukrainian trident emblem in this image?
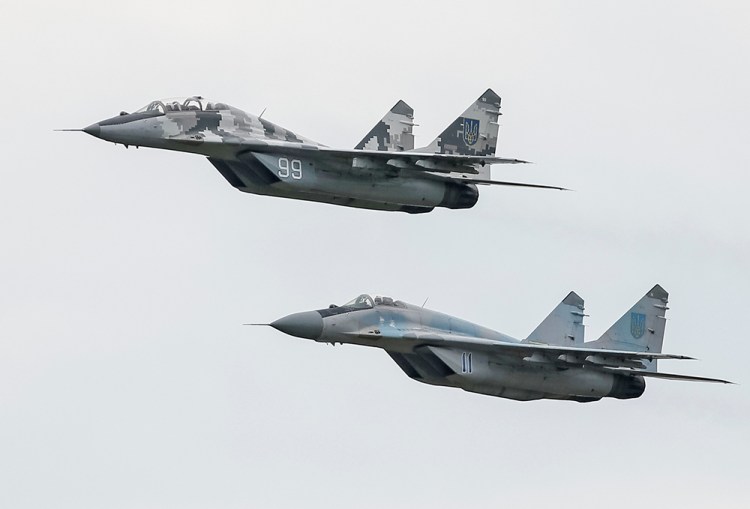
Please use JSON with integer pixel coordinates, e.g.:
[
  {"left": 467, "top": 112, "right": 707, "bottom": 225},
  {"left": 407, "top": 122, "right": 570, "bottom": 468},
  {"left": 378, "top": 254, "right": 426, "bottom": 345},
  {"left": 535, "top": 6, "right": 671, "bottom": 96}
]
[
  {"left": 630, "top": 312, "right": 646, "bottom": 339},
  {"left": 463, "top": 117, "right": 480, "bottom": 146}
]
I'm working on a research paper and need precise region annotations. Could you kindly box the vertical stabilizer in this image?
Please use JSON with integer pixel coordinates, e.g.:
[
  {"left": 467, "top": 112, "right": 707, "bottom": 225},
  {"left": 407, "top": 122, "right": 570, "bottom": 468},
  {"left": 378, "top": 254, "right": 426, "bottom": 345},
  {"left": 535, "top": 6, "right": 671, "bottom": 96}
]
[
  {"left": 524, "top": 292, "right": 586, "bottom": 346},
  {"left": 588, "top": 285, "right": 669, "bottom": 371},
  {"left": 355, "top": 100, "right": 415, "bottom": 151},
  {"left": 416, "top": 88, "right": 501, "bottom": 156}
]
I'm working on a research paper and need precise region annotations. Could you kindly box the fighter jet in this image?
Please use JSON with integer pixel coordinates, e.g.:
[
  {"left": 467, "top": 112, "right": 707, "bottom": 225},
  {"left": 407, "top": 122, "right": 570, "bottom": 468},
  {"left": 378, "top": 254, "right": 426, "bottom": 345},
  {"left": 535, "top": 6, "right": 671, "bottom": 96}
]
[
  {"left": 261, "top": 285, "right": 730, "bottom": 402},
  {"left": 76, "top": 89, "right": 564, "bottom": 213}
]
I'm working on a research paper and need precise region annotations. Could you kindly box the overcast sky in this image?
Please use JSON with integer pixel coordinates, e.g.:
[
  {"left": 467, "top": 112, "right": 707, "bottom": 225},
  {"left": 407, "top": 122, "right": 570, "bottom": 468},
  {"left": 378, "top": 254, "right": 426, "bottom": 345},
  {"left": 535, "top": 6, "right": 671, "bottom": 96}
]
[{"left": 1, "top": 1, "right": 749, "bottom": 508}]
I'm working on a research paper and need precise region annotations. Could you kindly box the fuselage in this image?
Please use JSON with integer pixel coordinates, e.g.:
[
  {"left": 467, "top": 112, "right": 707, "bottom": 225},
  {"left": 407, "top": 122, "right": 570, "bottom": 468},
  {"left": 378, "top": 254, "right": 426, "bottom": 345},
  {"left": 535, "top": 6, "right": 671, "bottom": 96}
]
[
  {"left": 270, "top": 294, "right": 645, "bottom": 402},
  {"left": 84, "top": 96, "right": 479, "bottom": 213}
]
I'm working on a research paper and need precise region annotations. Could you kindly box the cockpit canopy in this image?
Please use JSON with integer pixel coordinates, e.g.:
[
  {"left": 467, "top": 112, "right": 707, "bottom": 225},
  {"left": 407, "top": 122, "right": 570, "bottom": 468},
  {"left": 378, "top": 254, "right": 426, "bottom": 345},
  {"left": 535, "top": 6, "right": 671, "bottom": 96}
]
[
  {"left": 342, "top": 294, "right": 405, "bottom": 309},
  {"left": 135, "top": 96, "right": 234, "bottom": 114},
  {"left": 343, "top": 294, "right": 374, "bottom": 309}
]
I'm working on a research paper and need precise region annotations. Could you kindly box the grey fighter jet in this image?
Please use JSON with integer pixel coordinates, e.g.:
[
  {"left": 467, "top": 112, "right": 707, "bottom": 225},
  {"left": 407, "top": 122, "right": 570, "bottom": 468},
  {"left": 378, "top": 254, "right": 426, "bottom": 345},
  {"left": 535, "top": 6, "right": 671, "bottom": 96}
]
[
  {"left": 262, "top": 285, "right": 730, "bottom": 402},
  {"left": 77, "top": 89, "right": 564, "bottom": 213}
]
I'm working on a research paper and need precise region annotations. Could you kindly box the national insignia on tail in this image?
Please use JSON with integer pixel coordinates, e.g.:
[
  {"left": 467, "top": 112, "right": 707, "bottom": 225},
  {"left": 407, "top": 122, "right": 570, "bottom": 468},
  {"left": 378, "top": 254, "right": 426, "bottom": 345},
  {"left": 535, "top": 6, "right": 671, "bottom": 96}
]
[
  {"left": 630, "top": 312, "right": 646, "bottom": 339},
  {"left": 463, "top": 117, "right": 480, "bottom": 146}
]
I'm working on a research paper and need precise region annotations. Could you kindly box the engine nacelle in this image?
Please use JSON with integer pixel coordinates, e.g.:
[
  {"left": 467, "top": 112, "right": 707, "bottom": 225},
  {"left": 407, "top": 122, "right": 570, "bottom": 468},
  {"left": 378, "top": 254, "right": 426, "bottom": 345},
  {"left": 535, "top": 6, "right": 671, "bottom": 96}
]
[
  {"left": 608, "top": 375, "right": 646, "bottom": 399},
  {"left": 439, "top": 183, "right": 479, "bottom": 209}
]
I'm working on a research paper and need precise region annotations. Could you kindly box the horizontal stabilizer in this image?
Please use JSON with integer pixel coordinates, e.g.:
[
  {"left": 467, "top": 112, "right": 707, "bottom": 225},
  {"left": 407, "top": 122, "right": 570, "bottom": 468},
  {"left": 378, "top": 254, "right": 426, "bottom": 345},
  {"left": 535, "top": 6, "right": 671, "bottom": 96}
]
[
  {"left": 430, "top": 175, "right": 567, "bottom": 191},
  {"left": 602, "top": 367, "right": 733, "bottom": 384}
]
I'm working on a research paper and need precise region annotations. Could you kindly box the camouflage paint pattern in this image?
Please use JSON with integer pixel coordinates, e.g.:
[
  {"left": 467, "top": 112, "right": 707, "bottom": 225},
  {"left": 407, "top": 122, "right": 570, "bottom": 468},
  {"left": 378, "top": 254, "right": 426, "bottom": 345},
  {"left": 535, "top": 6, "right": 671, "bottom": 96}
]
[
  {"left": 83, "top": 92, "right": 557, "bottom": 213},
  {"left": 355, "top": 100, "right": 415, "bottom": 151},
  {"left": 416, "top": 88, "right": 501, "bottom": 156}
]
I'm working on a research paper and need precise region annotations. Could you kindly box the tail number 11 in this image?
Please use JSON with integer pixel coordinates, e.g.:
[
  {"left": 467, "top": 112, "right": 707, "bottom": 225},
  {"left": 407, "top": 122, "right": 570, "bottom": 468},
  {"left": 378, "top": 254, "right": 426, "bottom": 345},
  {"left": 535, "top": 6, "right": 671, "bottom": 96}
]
[
  {"left": 278, "top": 158, "right": 303, "bottom": 179},
  {"left": 461, "top": 352, "right": 473, "bottom": 374}
]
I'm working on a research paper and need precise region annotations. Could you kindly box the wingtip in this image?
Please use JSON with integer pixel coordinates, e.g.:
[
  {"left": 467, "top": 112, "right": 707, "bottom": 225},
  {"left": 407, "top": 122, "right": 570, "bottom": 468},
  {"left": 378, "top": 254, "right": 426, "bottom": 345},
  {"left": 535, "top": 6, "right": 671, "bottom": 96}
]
[
  {"left": 660, "top": 353, "right": 696, "bottom": 360},
  {"left": 703, "top": 377, "right": 735, "bottom": 385}
]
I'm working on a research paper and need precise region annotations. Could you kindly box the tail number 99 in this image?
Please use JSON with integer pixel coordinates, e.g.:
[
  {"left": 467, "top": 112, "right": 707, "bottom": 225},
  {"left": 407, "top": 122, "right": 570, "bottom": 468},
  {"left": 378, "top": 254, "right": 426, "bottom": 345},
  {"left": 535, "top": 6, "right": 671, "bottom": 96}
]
[{"left": 278, "top": 158, "right": 303, "bottom": 180}]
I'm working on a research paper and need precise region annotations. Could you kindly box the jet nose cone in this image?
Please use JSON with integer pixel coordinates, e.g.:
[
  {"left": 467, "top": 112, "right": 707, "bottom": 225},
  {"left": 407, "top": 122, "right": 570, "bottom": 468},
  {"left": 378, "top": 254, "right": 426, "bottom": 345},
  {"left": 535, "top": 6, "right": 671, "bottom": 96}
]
[
  {"left": 83, "top": 123, "right": 100, "bottom": 137},
  {"left": 271, "top": 311, "right": 323, "bottom": 340}
]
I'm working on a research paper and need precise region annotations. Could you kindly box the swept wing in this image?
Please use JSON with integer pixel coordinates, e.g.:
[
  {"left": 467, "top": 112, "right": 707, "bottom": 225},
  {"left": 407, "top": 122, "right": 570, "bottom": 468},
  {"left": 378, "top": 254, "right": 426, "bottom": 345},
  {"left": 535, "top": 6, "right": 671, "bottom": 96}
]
[
  {"left": 204, "top": 138, "right": 564, "bottom": 190},
  {"left": 345, "top": 328, "right": 732, "bottom": 377}
]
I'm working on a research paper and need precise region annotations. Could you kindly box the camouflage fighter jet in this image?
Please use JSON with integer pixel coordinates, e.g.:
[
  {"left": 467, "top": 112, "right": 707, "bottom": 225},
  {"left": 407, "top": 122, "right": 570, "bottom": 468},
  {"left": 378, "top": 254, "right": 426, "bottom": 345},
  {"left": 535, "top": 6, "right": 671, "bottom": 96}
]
[
  {"left": 77, "top": 89, "right": 564, "bottom": 213},
  {"left": 260, "top": 285, "right": 730, "bottom": 402}
]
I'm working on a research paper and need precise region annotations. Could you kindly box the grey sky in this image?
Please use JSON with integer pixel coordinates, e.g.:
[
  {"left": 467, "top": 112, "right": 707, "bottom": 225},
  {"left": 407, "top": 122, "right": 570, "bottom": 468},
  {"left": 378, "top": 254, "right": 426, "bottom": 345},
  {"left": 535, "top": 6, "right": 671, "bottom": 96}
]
[{"left": 1, "top": 1, "right": 748, "bottom": 508}]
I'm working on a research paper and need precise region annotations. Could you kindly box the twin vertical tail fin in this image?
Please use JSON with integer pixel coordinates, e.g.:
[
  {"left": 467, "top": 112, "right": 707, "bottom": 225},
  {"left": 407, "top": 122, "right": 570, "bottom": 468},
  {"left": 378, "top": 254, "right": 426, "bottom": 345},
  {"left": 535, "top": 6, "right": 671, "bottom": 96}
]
[
  {"left": 524, "top": 291, "right": 586, "bottom": 346},
  {"left": 521, "top": 285, "right": 729, "bottom": 382},
  {"left": 588, "top": 285, "right": 669, "bottom": 371},
  {"left": 355, "top": 100, "right": 415, "bottom": 151},
  {"left": 356, "top": 88, "right": 502, "bottom": 156},
  {"left": 417, "top": 88, "right": 502, "bottom": 156},
  {"left": 524, "top": 285, "right": 670, "bottom": 371}
]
